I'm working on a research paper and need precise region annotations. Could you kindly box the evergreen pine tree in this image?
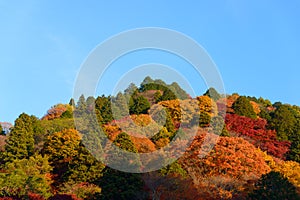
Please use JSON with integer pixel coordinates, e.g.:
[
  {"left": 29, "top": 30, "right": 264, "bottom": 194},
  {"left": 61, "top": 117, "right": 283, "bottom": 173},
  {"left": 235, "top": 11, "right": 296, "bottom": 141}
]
[
  {"left": 4, "top": 113, "right": 36, "bottom": 162},
  {"left": 203, "top": 87, "right": 221, "bottom": 101}
]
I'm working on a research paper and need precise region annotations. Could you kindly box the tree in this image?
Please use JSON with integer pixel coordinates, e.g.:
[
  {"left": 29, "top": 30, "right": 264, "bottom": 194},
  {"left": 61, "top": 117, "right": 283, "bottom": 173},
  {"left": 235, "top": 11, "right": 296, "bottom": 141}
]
[
  {"left": 86, "top": 96, "right": 95, "bottom": 108},
  {"left": 197, "top": 96, "right": 218, "bottom": 116},
  {"left": 4, "top": 113, "right": 37, "bottom": 162},
  {"left": 268, "top": 104, "right": 300, "bottom": 162},
  {"left": 159, "top": 161, "right": 187, "bottom": 177},
  {"left": 69, "top": 98, "right": 76, "bottom": 107},
  {"left": 95, "top": 95, "right": 113, "bottom": 124},
  {"left": 63, "top": 144, "right": 105, "bottom": 184},
  {"left": 154, "top": 79, "right": 167, "bottom": 87},
  {"left": 226, "top": 114, "right": 291, "bottom": 159},
  {"left": 153, "top": 91, "right": 162, "bottom": 103},
  {"left": 269, "top": 104, "right": 297, "bottom": 141},
  {"left": 124, "top": 83, "right": 138, "bottom": 96},
  {"left": 249, "top": 171, "right": 299, "bottom": 200},
  {"left": 160, "top": 89, "right": 177, "bottom": 101},
  {"left": 170, "top": 82, "right": 189, "bottom": 100},
  {"left": 42, "top": 104, "right": 72, "bottom": 120},
  {"left": 232, "top": 96, "right": 257, "bottom": 119},
  {"left": 258, "top": 97, "right": 272, "bottom": 107},
  {"left": 203, "top": 87, "right": 221, "bottom": 101},
  {"left": 95, "top": 132, "right": 145, "bottom": 199},
  {"left": 287, "top": 132, "right": 300, "bottom": 162},
  {"left": 182, "top": 135, "right": 270, "bottom": 180},
  {"left": 164, "top": 110, "right": 175, "bottom": 134},
  {"left": 105, "top": 132, "right": 141, "bottom": 172},
  {"left": 151, "top": 127, "right": 172, "bottom": 148},
  {"left": 111, "top": 92, "right": 128, "bottom": 120},
  {"left": 95, "top": 167, "right": 145, "bottom": 200},
  {"left": 113, "top": 132, "right": 138, "bottom": 153},
  {"left": 198, "top": 112, "right": 211, "bottom": 127},
  {"left": 43, "top": 129, "right": 81, "bottom": 163},
  {"left": 129, "top": 95, "right": 150, "bottom": 115},
  {"left": 210, "top": 116, "right": 228, "bottom": 136},
  {"left": 42, "top": 129, "right": 81, "bottom": 183},
  {"left": 140, "top": 76, "right": 153, "bottom": 88},
  {"left": 61, "top": 109, "right": 73, "bottom": 119},
  {"left": 0, "top": 155, "right": 52, "bottom": 199},
  {"left": 77, "top": 95, "right": 87, "bottom": 110},
  {"left": 0, "top": 124, "right": 3, "bottom": 135}
]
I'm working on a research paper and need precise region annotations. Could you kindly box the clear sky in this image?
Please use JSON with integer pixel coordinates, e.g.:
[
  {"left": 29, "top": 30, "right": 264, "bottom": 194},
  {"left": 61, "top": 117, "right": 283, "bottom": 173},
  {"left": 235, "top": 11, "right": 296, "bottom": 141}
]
[{"left": 0, "top": 1, "right": 299, "bottom": 123}]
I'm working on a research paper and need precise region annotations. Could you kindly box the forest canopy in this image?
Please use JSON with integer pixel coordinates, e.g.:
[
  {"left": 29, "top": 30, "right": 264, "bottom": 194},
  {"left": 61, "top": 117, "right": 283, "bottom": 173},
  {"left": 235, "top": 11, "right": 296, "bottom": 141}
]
[{"left": 0, "top": 77, "right": 299, "bottom": 200}]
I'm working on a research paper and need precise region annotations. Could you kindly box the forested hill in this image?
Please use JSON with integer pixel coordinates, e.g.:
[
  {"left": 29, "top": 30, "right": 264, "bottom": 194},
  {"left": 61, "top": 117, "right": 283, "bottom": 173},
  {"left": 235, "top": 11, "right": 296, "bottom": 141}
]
[{"left": 0, "top": 76, "right": 300, "bottom": 199}]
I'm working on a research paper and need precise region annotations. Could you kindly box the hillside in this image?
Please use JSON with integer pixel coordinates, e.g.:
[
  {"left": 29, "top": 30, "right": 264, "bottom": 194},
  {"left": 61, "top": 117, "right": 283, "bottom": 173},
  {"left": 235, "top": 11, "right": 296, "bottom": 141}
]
[{"left": 0, "top": 77, "right": 300, "bottom": 199}]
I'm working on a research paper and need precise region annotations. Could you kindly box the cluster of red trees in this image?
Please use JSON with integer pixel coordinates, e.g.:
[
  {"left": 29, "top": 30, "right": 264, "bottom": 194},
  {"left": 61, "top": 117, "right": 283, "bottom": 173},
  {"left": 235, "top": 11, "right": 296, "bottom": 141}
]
[{"left": 225, "top": 114, "right": 291, "bottom": 159}]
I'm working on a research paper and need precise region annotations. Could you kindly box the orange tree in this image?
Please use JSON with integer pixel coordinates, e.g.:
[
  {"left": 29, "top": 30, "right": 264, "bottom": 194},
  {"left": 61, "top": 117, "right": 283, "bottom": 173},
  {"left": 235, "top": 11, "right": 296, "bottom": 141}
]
[{"left": 181, "top": 133, "right": 270, "bottom": 180}]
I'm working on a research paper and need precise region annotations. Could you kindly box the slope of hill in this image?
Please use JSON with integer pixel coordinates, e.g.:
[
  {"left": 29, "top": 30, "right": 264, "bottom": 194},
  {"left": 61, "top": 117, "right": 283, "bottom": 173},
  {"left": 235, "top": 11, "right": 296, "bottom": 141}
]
[{"left": 0, "top": 77, "right": 299, "bottom": 199}]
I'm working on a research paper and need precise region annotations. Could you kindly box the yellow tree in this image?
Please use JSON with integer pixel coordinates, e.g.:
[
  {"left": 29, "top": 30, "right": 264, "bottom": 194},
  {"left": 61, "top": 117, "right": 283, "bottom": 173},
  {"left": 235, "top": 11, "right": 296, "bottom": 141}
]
[{"left": 196, "top": 96, "right": 218, "bottom": 116}]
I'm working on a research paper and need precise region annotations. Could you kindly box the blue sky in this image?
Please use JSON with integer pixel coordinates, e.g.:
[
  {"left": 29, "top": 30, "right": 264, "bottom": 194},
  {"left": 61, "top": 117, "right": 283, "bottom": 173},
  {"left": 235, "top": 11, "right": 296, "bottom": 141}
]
[{"left": 0, "top": 1, "right": 299, "bottom": 123}]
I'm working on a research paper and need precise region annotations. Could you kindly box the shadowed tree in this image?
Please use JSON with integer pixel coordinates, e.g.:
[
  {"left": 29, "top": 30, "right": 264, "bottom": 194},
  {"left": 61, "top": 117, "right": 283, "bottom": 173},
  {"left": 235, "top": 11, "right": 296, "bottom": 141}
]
[
  {"left": 0, "top": 124, "right": 3, "bottom": 135},
  {"left": 249, "top": 171, "right": 299, "bottom": 200}
]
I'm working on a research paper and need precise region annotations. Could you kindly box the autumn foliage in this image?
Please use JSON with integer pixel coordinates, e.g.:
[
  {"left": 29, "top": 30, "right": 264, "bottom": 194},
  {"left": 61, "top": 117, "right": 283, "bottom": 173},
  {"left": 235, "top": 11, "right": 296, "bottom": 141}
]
[
  {"left": 225, "top": 114, "right": 291, "bottom": 159},
  {"left": 1, "top": 78, "right": 300, "bottom": 199},
  {"left": 182, "top": 133, "right": 270, "bottom": 179}
]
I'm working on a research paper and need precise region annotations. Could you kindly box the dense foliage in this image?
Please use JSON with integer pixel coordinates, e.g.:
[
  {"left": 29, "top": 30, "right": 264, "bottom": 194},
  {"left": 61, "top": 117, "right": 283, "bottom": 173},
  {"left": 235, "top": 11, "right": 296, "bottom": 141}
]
[
  {"left": 232, "top": 96, "right": 257, "bottom": 119},
  {"left": 0, "top": 77, "right": 300, "bottom": 199}
]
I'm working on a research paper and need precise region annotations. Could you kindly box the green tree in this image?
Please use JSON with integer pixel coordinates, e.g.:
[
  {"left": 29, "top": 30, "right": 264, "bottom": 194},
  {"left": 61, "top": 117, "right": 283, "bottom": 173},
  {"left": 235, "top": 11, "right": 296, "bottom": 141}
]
[
  {"left": 154, "top": 91, "right": 162, "bottom": 103},
  {"left": 258, "top": 109, "right": 271, "bottom": 122},
  {"left": 111, "top": 92, "right": 128, "bottom": 120},
  {"left": 0, "top": 124, "right": 3, "bottom": 135},
  {"left": 4, "top": 113, "right": 37, "bottom": 162},
  {"left": 61, "top": 109, "right": 73, "bottom": 119},
  {"left": 95, "top": 95, "right": 113, "bottom": 124},
  {"left": 170, "top": 82, "right": 189, "bottom": 100},
  {"left": 249, "top": 171, "right": 299, "bottom": 200},
  {"left": 69, "top": 98, "right": 76, "bottom": 107},
  {"left": 105, "top": 132, "right": 141, "bottom": 172},
  {"left": 258, "top": 97, "right": 272, "bottom": 107},
  {"left": 164, "top": 110, "right": 175, "bottom": 134},
  {"left": 287, "top": 131, "right": 300, "bottom": 162},
  {"left": 95, "top": 132, "right": 144, "bottom": 199},
  {"left": 159, "top": 161, "right": 187, "bottom": 177},
  {"left": 203, "top": 87, "right": 221, "bottom": 101},
  {"left": 140, "top": 76, "right": 154, "bottom": 88},
  {"left": 160, "top": 89, "right": 177, "bottom": 101},
  {"left": 232, "top": 96, "right": 257, "bottom": 119},
  {"left": 86, "top": 96, "right": 96, "bottom": 108},
  {"left": 63, "top": 144, "right": 105, "bottom": 184},
  {"left": 154, "top": 79, "right": 167, "bottom": 87},
  {"left": 198, "top": 112, "right": 211, "bottom": 127},
  {"left": 269, "top": 104, "right": 297, "bottom": 141},
  {"left": 151, "top": 127, "right": 173, "bottom": 143},
  {"left": 210, "top": 116, "right": 229, "bottom": 136},
  {"left": 113, "top": 132, "right": 138, "bottom": 153},
  {"left": 129, "top": 95, "right": 150, "bottom": 115},
  {"left": 77, "top": 94, "right": 87, "bottom": 110},
  {"left": 0, "top": 154, "right": 52, "bottom": 199},
  {"left": 124, "top": 83, "right": 138, "bottom": 96}
]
